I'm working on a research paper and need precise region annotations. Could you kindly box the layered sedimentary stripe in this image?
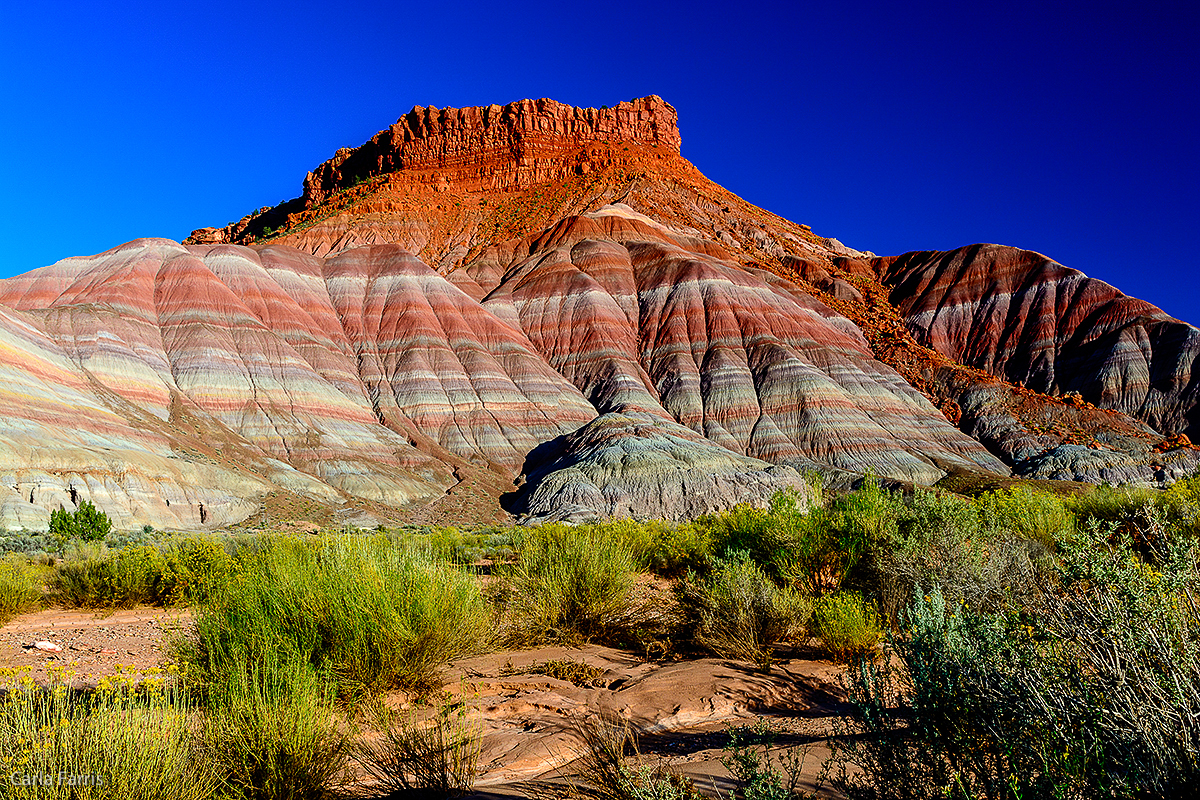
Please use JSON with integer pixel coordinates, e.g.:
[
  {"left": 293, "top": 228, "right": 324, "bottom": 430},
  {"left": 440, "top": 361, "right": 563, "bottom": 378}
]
[
  {"left": 492, "top": 239, "right": 667, "bottom": 415},
  {"left": 0, "top": 240, "right": 452, "bottom": 507},
  {"left": 490, "top": 215, "right": 1007, "bottom": 483},
  {"left": 0, "top": 303, "right": 154, "bottom": 449},
  {"left": 152, "top": 246, "right": 429, "bottom": 471},
  {"left": 321, "top": 245, "right": 596, "bottom": 469},
  {"left": 195, "top": 244, "right": 374, "bottom": 408},
  {"left": 879, "top": 244, "right": 1200, "bottom": 436},
  {"left": 0, "top": 240, "right": 186, "bottom": 419}
]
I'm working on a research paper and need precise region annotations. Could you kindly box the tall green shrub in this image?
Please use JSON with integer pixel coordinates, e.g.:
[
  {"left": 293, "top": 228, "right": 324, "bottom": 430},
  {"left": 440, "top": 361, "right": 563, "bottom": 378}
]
[
  {"left": 51, "top": 544, "right": 165, "bottom": 608},
  {"left": 0, "top": 554, "right": 42, "bottom": 624},
  {"left": 695, "top": 489, "right": 813, "bottom": 585},
  {"left": 495, "top": 523, "right": 642, "bottom": 645},
  {"left": 1063, "top": 483, "right": 1159, "bottom": 532},
  {"left": 185, "top": 535, "right": 490, "bottom": 698},
  {"left": 809, "top": 591, "right": 883, "bottom": 664},
  {"left": 158, "top": 536, "right": 237, "bottom": 605},
  {"left": 49, "top": 499, "right": 112, "bottom": 548},
  {"left": 864, "top": 489, "right": 1038, "bottom": 621},
  {"left": 975, "top": 486, "right": 1074, "bottom": 549},
  {"left": 677, "top": 552, "right": 809, "bottom": 668},
  {"left": 204, "top": 656, "right": 350, "bottom": 800},
  {"left": 0, "top": 672, "right": 217, "bottom": 800}
]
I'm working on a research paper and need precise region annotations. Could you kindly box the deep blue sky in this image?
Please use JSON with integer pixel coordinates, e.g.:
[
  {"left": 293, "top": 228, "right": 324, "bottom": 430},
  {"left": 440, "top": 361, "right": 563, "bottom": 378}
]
[{"left": 3, "top": 1, "right": 1197, "bottom": 322}]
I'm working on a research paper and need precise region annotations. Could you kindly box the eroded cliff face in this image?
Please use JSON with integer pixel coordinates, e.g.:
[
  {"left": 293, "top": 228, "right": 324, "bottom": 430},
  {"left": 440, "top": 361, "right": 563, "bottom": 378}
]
[
  {"left": 185, "top": 95, "right": 843, "bottom": 276},
  {"left": 303, "top": 95, "right": 682, "bottom": 204},
  {"left": 0, "top": 208, "right": 1002, "bottom": 529},
  {"left": 4, "top": 95, "right": 1197, "bottom": 529},
  {"left": 777, "top": 247, "right": 1200, "bottom": 486},
  {"left": 0, "top": 239, "right": 595, "bottom": 530},
  {"left": 188, "top": 96, "right": 685, "bottom": 251}
]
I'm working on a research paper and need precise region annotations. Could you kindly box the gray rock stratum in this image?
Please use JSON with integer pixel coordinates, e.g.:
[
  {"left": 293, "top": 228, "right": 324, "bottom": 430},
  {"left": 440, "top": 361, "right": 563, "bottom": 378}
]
[{"left": 1, "top": 96, "right": 1195, "bottom": 529}]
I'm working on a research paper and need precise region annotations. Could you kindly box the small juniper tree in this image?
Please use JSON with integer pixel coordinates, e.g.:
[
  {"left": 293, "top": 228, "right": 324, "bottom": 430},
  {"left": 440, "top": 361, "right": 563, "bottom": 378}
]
[{"left": 49, "top": 500, "right": 112, "bottom": 548}]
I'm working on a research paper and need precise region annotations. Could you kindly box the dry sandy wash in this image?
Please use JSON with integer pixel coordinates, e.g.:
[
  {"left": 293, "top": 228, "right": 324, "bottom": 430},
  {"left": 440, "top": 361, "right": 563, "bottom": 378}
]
[{"left": 0, "top": 607, "right": 849, "bottom": 797}]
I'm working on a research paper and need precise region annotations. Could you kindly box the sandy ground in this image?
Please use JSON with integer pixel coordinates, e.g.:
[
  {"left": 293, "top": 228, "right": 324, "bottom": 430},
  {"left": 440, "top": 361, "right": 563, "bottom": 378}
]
[
  {"left": 0, "top": 608, "right": 851, "bottom": 797},
  {"left": 443, "top": 644, "right": 851, "bottom": 797},
  {"left": 0, "top": 606, "right": 191, "bottom": 684}
]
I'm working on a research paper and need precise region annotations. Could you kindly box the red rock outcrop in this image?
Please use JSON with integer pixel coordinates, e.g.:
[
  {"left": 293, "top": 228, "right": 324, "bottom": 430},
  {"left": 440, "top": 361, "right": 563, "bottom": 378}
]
[
  {"left": 7, "top": 96, "right": 1199, "bottom": 528},
  {"left": 184, "top": 96, "right": 841, "bottom": 280},
  {"left": 303, "top": 96, "right": 681, "bottom": 204},
  {"left": 188, "top": 96, "right": 686, "bottom": 251}
]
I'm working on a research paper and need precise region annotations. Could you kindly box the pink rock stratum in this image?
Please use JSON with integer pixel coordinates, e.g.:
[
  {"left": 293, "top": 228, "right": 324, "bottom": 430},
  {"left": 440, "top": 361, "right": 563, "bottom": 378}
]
[
  {"left": 0, "top": 213, "right": 1003, "bottom": 529},
  {"left": 1, "top": 96, "right": 1195, "bottom": 529}
]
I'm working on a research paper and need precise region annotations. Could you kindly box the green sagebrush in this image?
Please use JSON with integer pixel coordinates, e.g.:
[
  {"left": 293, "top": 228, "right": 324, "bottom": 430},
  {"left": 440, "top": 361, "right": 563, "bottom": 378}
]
[
  {"left": 830, "top": 521, "right": 1200, "bottom": 800},
  {"left": 182, "top": 534, "right": 490, "bottom": 699}
]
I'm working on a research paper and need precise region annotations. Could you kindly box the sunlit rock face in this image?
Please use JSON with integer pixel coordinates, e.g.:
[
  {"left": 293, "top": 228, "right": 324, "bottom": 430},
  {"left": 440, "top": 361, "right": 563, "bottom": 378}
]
[
  {"left": 480, "top": 212, "right": 1007, "bottom": 488},
  {"left": 7, "top": 96, "right": 1199, "bottom": 529},
  {"left": 0, "top": 239, "right": 595, "bottom": 529},
  {"left": 0, "top": 220, "right": 1006, "bottom": 528},
  {"left": 877, "top": 244, "right": 1200, "bottom": 438}
]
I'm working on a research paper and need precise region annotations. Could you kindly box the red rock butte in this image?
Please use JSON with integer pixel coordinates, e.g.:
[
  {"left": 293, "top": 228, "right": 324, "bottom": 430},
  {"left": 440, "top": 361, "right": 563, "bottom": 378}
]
[
  {"left": 0, "top": 96, "right": 1196, "bottom": 531},
  {"left": 304, "top": 96, "right": 682, "bottom": 201}
]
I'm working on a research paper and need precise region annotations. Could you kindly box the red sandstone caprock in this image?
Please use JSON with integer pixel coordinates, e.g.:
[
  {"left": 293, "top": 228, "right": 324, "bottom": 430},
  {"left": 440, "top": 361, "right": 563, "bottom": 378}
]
[{"left": 0, "top": 96, "right": 1194, "bottom": 530}]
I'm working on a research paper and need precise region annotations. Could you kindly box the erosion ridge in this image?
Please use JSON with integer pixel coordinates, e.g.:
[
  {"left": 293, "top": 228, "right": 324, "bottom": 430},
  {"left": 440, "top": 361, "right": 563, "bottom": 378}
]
[
  {"left": 781, "top": 251, "right": 1200, "bottom": 486},
  {"left": 2, "top": 95, "right": 1197, "bottom": 530}
]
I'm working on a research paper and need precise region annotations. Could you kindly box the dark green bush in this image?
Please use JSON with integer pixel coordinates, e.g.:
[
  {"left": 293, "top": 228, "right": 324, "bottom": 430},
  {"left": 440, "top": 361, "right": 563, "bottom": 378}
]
[
  {"left": 49, "top": 499, "right": 112, "bottom": 548},
  {"left": 691, "top": 486, "right": 871, "bottom": 594},
  {"left": 813, "top": 480, "right": 902, "bottom": 594},
  {"left": 695, "top": 490, "right": 809, "bottom": 585},
  {"left": 830, "top": 522, "right": 1200, "bottom": 799},
  {"left": 600, "top": 518, "right": 712, "bottom": 577}
]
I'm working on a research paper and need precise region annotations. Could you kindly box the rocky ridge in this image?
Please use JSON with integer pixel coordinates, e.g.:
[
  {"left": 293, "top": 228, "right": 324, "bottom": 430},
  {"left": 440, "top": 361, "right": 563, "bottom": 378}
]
[
  {"left": 782, "top": 250, "right": 1200, "bottom": 485},
  {"left": 877, "top": 245, "right": 1200, "bottom": 439},
  {"left": 2, "top": 96, "right": 1197, "bottom": 529}
]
